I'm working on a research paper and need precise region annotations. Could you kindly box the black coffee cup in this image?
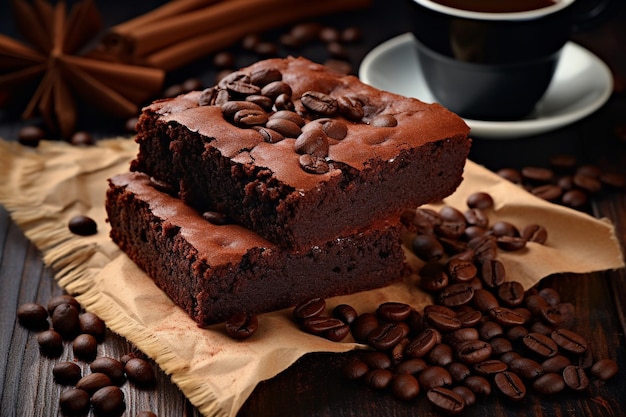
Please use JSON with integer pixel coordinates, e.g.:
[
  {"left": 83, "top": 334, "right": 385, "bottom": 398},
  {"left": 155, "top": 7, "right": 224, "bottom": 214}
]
[{"left": 406, "top": 0, "right": 619, "bottom": 120}]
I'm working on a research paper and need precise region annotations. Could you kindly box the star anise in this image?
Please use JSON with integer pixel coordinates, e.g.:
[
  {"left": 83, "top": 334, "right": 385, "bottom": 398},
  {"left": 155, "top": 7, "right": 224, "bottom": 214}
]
[{"left": 0, "top": 0, "right": 164, "bottom": 138}]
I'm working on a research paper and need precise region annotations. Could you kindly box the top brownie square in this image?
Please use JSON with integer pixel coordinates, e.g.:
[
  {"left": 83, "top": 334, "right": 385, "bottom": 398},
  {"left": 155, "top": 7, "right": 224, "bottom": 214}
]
[{"left": 131, "top": 57, "right": 471, "bottom": 249}]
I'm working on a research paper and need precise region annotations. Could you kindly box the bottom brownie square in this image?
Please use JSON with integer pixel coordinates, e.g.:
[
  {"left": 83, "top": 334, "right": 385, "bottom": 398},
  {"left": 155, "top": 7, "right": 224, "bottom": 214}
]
[{"left": 105, "top": 172, "right": 406, "bottom": 326}]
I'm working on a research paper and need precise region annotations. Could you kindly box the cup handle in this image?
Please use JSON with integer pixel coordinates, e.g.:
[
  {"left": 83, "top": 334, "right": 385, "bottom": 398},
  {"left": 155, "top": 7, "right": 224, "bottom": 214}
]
[{"left": 572, "top": 0, "right": 623, "bottom": 32}]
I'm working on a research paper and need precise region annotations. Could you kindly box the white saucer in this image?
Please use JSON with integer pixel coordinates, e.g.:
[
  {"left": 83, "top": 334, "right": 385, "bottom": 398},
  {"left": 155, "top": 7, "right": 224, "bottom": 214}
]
[{"left": 359, "top": 33, "right": 613, "bottom": 139}]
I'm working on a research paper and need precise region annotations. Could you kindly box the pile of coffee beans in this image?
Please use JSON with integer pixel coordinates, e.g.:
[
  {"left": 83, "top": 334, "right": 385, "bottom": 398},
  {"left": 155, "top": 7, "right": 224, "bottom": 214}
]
[
  {"left": 17, "top": 294, "right": 158, "bottom": 417},
  {"left": 291, "top": 191, "right": 618, "bottom": 414},
  {"left": 197, "top": 66, "right": 396, "bottom": 175},
  {"left": 495, "top": 155, "right": 625, "bottom": 210}
]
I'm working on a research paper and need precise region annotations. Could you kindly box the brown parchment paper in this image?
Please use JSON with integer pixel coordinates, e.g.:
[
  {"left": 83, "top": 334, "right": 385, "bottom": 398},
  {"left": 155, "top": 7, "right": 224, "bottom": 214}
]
[{"left": 0, "top": 138, "right": 624, "bottom": 417}]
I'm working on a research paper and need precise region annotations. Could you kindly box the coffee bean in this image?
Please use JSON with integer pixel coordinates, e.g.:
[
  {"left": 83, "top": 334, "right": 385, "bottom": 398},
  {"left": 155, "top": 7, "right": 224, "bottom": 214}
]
[
  {"left": 351, "top": 313, "right": 379, "bottom": 343},
  {"left": 472, "top": 289, "right": 500, "bottom": 312},
  {"left": 457, "top": 309, "right": 482, "bottom": 327},
  {"left": 532, "top": 372, "right": 565, "bottom": 394},
  {"left": 359, "top": 351, "right": 392, "bottom": 370},
  {"left": 391, "top": 373, "right": 420, "bottom": 401},
  {"left": 531, "top": 184, "right": 563, "bottom": 201},
  {"left": 426, "top": 387, "right": 465, "bottom": 415},
  {"left": 337, "top": 96, "right": 364, "bottom": 121},
  {"left": 494, "top": 371, "right": 526, "bottom": 401},
  {"left": 418, "top": 366, "right": 452, "bottom": 390},
  {"left": 266, "top": 117, "right": 302, "bottom": 138},
  {"left": 68, "top": 215, "right": 98, "bottom": 236},
  {"left": 249, "top": 67, "right": 282, "bottom": 86},
  {"left": 405, "top": 328, "right": 440, "bottom": 358},
  {"left": 490, "top": 306, "right": 527, "bottom": 327},
  {"left": 91, "top": 385, "right": 126, "bottom": 417},
  {"left": 522, "top": 224, "right": 548, "bottom": 244},
  {"left": 509, "top": 357, "right": 543, "bottom": 380},
  {"left": 497, "top": 168, "right": 522, "bottom": 184},
  {"left": 302, "top": 316, "right": 345, "bottom": 335},
  {"left": 590, "top": 358, "right": 619, "bottom": 380},
  {"left": 550, "top": 328, "right": 588, "bottom": 354},
  {"left": 563, "top": 365, "right": 589, "bottom": 391},
  {"left": 72, "top": 333, "right": 98, "bottom": 361},
  {"left": 299, "top": 154, "right": 330, "bottom": 174},
  {"left": 464, "top": 208, "right": 489, "bottom": 228},
  {"left": 91, "top": 357, "right": 126, "bottom": 385},
  {"left": 412, "top": 234, "right": 445, "bottom": 262},
  {"left": 300, "top": 91, "right": 338, "bottom": 116},
  {"left": 505, "top": 325, "right": 528, "bottom": 341},
  {"left": 37, "top": 329, "right": 64, "bottom": 357},
  {"left": 59, "top": 388, "right": 90, "bottom": 416},
  {"left": 53, "top": 361, "right": 82, "bottom": 385},
  {"left": 225, "top": 312, "right": 258, "bottom": 339},
  {"left": 481, "top": 259, "right": 506, "bottom": 287},
  {"left": 70, "top": 131, "right": 94, "bottom": 146},
  {"left": 342, "top": 357, "right": 369, "bottom": 380},
  {"left": 52, "top": 302, "right": 81, "bottom": 340},
  {"left": 478, "top": 320, "right": 504, "bottom": 341},
  {"left": 274, "top": 93, "right": 295, "bottom": 111},
  {"left": 446, "top": 258, "right": 477, "bottom": 282},
  {"left": 425, "top": 311, "right": 462, "bottom": 333},
  {"left": 541, "top": 354, "right": 571, "bottom": 373},
  {"left": 47, "top": 294, "right": 81, "bottom": 315},
  {"left": 497, "top": 235, "right": 527, "bottom": 251},
  {"left": 396, "top": 358, "right": 428, "bottom": 375},
  {"left": 467, "top": 192, "right": 494, "bottom": 209},
  {"left": 427, "top": 343, "right": 454, "bottom": 367},
  {"left": 324, "top": 324, "right": 351, "bottom": 342},
  {"left": 499, "top": 351, "right": 523, "bottom": 365},
  {"left": 17, "top": 302, "right": 49, "bottom": 330},
  {"left": 562, "top": 189, "right": 588, "bottom": 208},
  {"left": 467, "top": 234, "right": 497, "bottom": 262},
  {"left": 463, "top": 375, "right": 491, "bottom": 395},
  {"left": 294, "top": 128, "right": 330, "bottom": 157},
  {"left": 332, "top": 304, "right": 358, "bottom": 324},
  {"left": 368, "top": 322, "right": 406, "bottom": 351},
  {"left": 497, "top": 281, "right": 525, "bottom": 307},
  {"left": 523, "top": 332, "right": 559, "bottom": 357},
  {"left": 419, "top": 262, "right": 449, "bottom": 292},
  {"left": 573, "top": 173, "right": 602, "bottom": 193},
  {"left": 445, "top": 327, "right": 479, "bottom": 346},
  {"left": 522, "top": 166, "right": 554, "bottom": 183},
  {"left": 474, "top": 359, "right": 508, "bottom": 376},
  {"left": 438, "top": 283, "right": 474, "bottom": 307},
  {"left": 376, "top": 302, "right": 412, "bottom": 322},
  {"left": 490, "top": 337, "right": 514, "bottom": 355},
  {"left": 437, "top": 206, "right": 467, "bottom": 239},
  {"left": 364, "top": 368, "right": 393, "bottom": 390},
  {"left": 125, "top": 357, "right": 156, "bottom": 388},
  {"left": 260, "top": 80, "right": 292, "bottom": 100},
  {"left": 78, "top": 312, "right": 106, "bottom": 342},
  {"left": 447, "top": 362, "right": 471, "bottom": 383},
  {"left": 370, "top": 114, "right": 398, "bottom": 127},
  {"left": 76, "top": 372, "right": 112, "bottom": 394},
  {"left": 456, "top": 340, "right": 492, "bottom": 364}
]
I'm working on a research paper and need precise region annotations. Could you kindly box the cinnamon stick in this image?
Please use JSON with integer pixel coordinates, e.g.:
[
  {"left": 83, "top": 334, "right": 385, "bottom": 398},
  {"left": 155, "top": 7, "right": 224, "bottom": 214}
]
[
  {"left": 100, "top": 0, "right": 223, "bottom": 58},
  {"left": 121, "top": 0, "right": 290, "bottom": 58},
  {"left": 144, "top": 0, "right": 372, "bottom": 71}
]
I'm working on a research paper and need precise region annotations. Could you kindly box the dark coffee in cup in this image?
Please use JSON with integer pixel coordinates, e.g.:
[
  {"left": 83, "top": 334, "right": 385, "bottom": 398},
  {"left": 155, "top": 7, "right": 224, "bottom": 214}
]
[{"left": 406, "top": 0, "right": 615, "bottom": 121}]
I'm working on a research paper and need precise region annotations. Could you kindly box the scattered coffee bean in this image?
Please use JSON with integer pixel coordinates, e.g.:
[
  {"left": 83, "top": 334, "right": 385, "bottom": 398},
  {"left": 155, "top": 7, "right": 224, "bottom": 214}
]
[
  {"left": 90, "top": 385, "right": 126, "bottom": 417},
  {"left": 590, "top": 358, "right": 619, "bottom": 381},
  {"left": 59, "top": 388, "right": 90, "bottom": 416},
  {"left": 562, "top": 365, "right": 589, "bottom": 391},
  {"left": 68, "top": 215, "right": 98, "bottom": 236},
  {"left": 79, "top": 311, "right": 107, "bottom": 342},
  {"left": 494, "top": 371, "right": 526, "bottom": 401},
  {"left": 124, "top": 357, "right": 156, "bottom": 388},
  {"left": 70, "top": 131, "right": 94, "bottom": 146},
  {"left": 426, "top": 387, "right": 465, "bottom": 415},
  {"left": 52, "top": 302, "right": 81, "bottom": 340},
  {"left": 225, "top": 312, "right": 259, "bottom": 339},
  {"left": 37, "top": 329, "right": 64, "bottom": 357},
  {"left": 47, "top": 294, "right": 81, "bottom": 315},
  {"left": 72, "top": 333, "right": 98, "bottom": 361},
  {"left": 76, "top": 372, "right": 113, "bottom": 395},
  {"left": 17, "top": 302, "right": 49, "bottom": 330},
  {"left": 53, "top": 361, "right": 82, "bottom": 385},
  {"left": 90, "top": 357, "right": 126, "bottom": 385},
  {"left": 18, "top": 125, "right": 46, "bottom": 147}
]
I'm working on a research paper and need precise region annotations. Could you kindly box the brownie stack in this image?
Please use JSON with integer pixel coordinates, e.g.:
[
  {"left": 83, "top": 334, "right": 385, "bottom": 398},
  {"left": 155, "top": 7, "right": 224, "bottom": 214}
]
[{"left": 105, "top": 57, "right": 471, "bottom": 326}]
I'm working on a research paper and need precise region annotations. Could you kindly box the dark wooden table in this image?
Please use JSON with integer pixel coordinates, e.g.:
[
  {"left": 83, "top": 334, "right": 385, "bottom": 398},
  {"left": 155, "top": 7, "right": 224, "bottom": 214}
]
[{"left": 1, "top": 1, "right": 625, "bottom": 416}]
